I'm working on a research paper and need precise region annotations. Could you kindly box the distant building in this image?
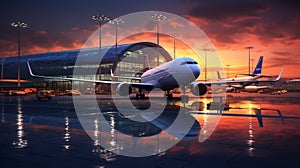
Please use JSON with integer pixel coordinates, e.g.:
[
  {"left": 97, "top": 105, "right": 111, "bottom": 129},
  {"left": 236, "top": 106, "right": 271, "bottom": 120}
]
[{"left": 0, "top": 42, "right": 172, "bottom": 93}]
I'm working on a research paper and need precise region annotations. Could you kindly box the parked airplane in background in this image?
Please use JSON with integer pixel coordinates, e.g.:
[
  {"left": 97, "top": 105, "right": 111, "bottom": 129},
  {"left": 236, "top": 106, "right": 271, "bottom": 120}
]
[
  {"left": 288, "top": 79, "right": 300, "bottom": 83},
  {"left": 216, "top": 56, "right": 284, "bottom": 92},
  {"left": 243, "top": 85, "right": 273, "bottom": 93},
  {"left": 27, "top": 56, "right": 283, "bottom": 101},
  {"left": 217, "top": 56, "right": 264, "bottom": 88}
]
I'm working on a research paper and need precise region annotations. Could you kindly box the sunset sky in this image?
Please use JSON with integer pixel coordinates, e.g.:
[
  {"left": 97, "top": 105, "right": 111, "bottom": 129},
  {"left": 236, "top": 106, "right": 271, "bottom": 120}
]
[{"left": 0, "top": 0, "right": 299, "bottom": 78}]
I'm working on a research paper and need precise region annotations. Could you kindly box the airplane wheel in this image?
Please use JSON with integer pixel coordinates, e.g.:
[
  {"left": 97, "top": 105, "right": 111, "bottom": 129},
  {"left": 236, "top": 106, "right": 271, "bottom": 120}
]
[
  {"left": 136, "top": 93, "right": 145, "bottom": 99},
  {"left": 167, "top": 94, "right": 173, "bottom": 100},
  {"left": 180, "top": 95, "right": 189, "bottom": 103}
]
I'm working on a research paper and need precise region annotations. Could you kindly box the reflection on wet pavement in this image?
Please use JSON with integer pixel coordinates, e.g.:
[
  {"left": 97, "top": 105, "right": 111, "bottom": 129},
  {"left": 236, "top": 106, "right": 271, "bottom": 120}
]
[{"left": 0, "top": 93, "right": 300, "bottom": 167}]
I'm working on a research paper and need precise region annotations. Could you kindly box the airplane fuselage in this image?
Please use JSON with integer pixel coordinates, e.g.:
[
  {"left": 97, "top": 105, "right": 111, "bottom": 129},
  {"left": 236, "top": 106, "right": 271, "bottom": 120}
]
[
  {"left": 222, "top": 75, "right": 261, "bottom": 82},
  {"left": 141, "top": 57, "right": 200, "bottom": 91}
]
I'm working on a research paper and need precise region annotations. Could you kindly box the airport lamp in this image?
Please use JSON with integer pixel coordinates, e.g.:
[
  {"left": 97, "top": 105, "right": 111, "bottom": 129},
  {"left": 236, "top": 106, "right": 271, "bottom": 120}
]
[
  {"left": 1, "top": 57, "right": 7, "bottom": 79},
  {"left": 203, "top": 48, "right": 210, "bottom": 82},
  {"left": 92, "top": 15, "right": 110, "bottom": 52},
  {"left": 92, "top": 14, "right": 110, "bottom": 83},
  {"left": 169, "top": 34, "right": 180, "bottom": 60},
  {"left": 245, "top": 46, "right": 254, "bottom": 75},
  {"left": 11, "top": 21, "right": 28, "bottom": 88},
  {"left": 250, "top": 59, "right": 254, "bottom": 72},
  {"left": 109, "top": 18, "right": 124, "bottom": 69},
  {"left": 152, "top": 14, "right": 166, "bottom": 66}
]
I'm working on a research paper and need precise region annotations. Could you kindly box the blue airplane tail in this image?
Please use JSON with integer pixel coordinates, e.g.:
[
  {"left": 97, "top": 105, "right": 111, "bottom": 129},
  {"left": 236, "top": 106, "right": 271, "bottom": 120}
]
[{"left": 252, "top": 56, "right": 263, "bottom": 75}]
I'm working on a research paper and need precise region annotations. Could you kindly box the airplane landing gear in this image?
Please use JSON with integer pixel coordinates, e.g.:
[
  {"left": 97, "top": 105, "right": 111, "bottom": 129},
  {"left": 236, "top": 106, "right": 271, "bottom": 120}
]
[
  {"left": 136, "top": 89, "right": 145, "bottom": 99},
  {"left": 180, "top": 85, "right": 189, "bottom": 103},
  {"left": 180, "top": 95, "right": 189, "bottom": 103},
  {"left": 165, "top": 91, "right": 173, "bottom": 99}
]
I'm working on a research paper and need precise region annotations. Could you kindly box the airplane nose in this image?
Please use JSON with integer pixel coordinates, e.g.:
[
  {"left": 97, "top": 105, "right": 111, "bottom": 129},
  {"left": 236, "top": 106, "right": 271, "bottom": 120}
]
[{"left": 191, "top": 66, "right": 200, "bottom": 79}]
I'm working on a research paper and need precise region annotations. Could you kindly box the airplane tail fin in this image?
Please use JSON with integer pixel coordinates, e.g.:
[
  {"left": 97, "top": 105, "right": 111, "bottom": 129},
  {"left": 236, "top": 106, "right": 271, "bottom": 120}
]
[{"left": 252, "top": 56, "right": 263, "bottom": 75}]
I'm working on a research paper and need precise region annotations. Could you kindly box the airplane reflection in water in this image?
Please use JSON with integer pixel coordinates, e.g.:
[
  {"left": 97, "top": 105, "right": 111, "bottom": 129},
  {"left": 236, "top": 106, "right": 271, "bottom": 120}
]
[{"left": 81, "top": 100, "right": 201, "bottom": 158}]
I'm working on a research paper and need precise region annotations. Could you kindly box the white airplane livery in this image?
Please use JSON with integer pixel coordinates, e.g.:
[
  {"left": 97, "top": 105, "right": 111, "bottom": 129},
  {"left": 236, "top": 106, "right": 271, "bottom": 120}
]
[
  {"left": 27, "top": 56, "right": 283, "bottom": 100},
  {"left": 216, "top": 56, "right": 284, "bottom": 90}
]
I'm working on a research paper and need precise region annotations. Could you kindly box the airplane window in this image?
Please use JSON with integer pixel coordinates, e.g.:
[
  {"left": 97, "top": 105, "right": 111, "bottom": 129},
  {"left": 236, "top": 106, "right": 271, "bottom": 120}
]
[
  {"left": 181, "top": 61, "right": 198, "bottom": 65},
  {"left": 187, "top": 61, "right": 198, "bottom": 64}
]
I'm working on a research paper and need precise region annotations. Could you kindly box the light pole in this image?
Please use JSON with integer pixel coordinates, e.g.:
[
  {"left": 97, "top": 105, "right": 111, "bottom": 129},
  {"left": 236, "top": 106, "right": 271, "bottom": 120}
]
[
  {"left": 11, "top": 22, "right": 28, "bottom": 88},
  {"left": 109, "top": 18, "right": 124, "bottom": 70},
  {"left": 92, "top": 15, "right": 110, "bottom": 89},
  {"left": 203, "top": 48, "right": 210, "bottom": 82},
  {"left": 92, "top": 15, "right": 110, "bottom": 53},
  {"left": 169, "top": 34, "right": 180, "bottom": 60},
  {"left": 152, "top": 13, "right": 166, "bottom": 66},
  {"left": 250, "top": 58, "right": 254, "bottom": 72},
  {"left": 226, "top": 65, "right": 231, "bottom": 78},
  {"left": 245, "top": 46, "right": 254, "bottom": 75},
  {"left": 1, "top": 57, "right": 6, "bottom": 79}
]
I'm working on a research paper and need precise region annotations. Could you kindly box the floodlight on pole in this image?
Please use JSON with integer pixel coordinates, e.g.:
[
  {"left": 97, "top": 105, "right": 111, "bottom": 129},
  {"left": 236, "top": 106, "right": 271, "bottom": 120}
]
[
  {"left": 11, "top": 21, "right": 28, "bottom": 88},
  {"left": 1, "top": 57, "right": 7, "bottom": 79},
  {"left": 250, "top": 58, "right": 254, "bottom": 72},
  {"left": 92, "top": 15, "right": 110, "bottom": 52},
  {"left": 92, "top": 14, "right": 110, "bottom": 83},
  {"left": 169, "top": 34, "right": 180, "bottom": 60},
  {"left": 109, "top": 18, "right": 124, "bottom": 70},
  {"left": 245, "top": 46, "right": 254, "bottom": 75},
  {"left": 152, "top": 13, "right": 166, "bottom": 66},
  {"left": 203, "top": 48, "right": 210, "bottom": 82}
]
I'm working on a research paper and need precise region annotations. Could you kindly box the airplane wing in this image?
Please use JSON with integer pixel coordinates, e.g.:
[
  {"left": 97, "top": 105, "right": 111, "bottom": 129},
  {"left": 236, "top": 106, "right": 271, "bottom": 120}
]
[
  {"left": 27, "top": 62, "right": 154, "bottom": 90},
  {"left": 110, "top": 69, "right": 142, "bottom": 80},
  {"left": 202, "top": 68, "right": 284, "bottom": 86}
]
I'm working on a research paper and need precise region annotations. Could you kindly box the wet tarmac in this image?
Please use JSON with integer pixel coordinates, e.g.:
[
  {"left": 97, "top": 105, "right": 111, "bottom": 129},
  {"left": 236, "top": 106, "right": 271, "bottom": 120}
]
[{"left": 1, "top": 93, "right": 300, "bottom": 168}]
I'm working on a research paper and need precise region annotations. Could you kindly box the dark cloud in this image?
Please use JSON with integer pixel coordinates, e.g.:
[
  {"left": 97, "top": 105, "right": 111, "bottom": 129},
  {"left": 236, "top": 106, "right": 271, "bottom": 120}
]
[
  {"left": 272, "top": 51, "right": 291, "bottom": 56},
  {"left": 187, "top": 0, "right": 300, "bottom": 21},
  {"left": 185, "top": 0, "right": 300, "bottom": 46},
  {"left": 144, "top": 21, "right": 155, "bottom": 31},
  {"left": 187, "top": 0, "right": 266, "bottom": 21},
  {"left": 0, "top": 0, "right": 189, "bottom": 56},
  {"left": 266, "top": 56, "right": 300, "bottom": 68},
  {"left": 0, "top": 26, "right": 88, "bottom": 56}
]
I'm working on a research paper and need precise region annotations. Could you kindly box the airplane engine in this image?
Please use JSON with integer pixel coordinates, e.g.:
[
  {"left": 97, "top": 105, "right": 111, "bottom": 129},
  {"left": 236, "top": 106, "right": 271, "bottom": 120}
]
[
  {"left": 116, "top": 83, "right": 132, "bottom": 96},
  {"left": 191, "top": 83, "right": 208, "bottom": 96}
]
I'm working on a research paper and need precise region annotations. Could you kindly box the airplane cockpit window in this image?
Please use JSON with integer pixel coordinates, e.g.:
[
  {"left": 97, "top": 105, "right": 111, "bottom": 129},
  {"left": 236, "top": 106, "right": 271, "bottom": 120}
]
[{"left": 181, "top": 61, "right": 198, "bottom": 65}]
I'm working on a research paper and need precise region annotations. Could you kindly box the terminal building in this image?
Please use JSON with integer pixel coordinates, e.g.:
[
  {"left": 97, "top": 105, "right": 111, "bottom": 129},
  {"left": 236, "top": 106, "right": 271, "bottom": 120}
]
[{"left": 0, "top": 42, "right": 172, "bottom": 93}]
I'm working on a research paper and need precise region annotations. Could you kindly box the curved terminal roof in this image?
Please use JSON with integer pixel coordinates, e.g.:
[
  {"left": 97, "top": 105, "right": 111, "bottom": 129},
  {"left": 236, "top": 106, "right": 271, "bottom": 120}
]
[{"left": 1, "top": 42, "right": 172, "bottom": 79}]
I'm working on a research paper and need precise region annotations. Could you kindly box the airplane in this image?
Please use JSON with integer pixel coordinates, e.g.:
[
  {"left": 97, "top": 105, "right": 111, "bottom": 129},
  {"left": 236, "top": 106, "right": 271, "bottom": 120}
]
[
  {"left": 27, "top": 56, "right": 283, "bottom": 101},
  {"left": 243, "top": 85, "right": 273, "bottom": 93},
  {"left": 216, "top": 56, "right": 284, "bottom": 91},
  {"left": 288, "top": 79, "right": 300, "bottom": 83},
  {"left": 217, "top": 56, "right": 264, "bottom": 83}
]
